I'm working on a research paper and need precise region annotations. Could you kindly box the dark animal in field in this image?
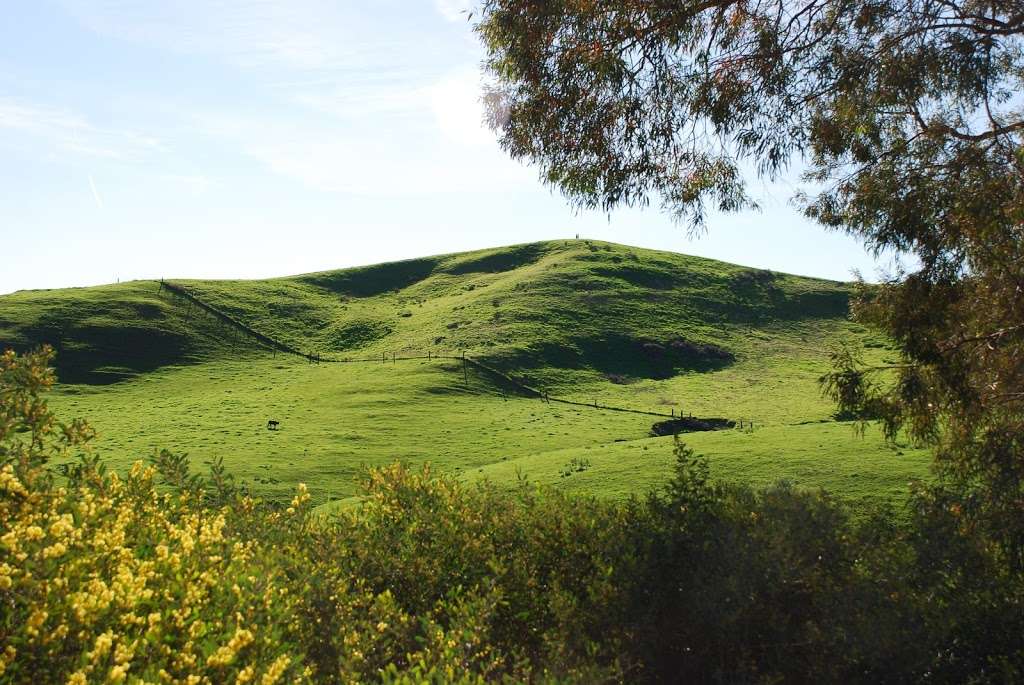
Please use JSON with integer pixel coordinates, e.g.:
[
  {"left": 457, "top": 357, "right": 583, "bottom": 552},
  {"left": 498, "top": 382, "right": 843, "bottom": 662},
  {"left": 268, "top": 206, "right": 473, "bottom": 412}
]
[{"left": 267, "top": 420, "right": 280, "bottom": 431}]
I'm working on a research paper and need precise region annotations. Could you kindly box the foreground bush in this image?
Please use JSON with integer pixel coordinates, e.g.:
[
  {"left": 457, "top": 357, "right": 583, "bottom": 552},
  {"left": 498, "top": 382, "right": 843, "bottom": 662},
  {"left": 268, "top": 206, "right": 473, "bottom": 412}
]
[{"left": 2, "top": 348, "right": 1022, "bottom": 683}]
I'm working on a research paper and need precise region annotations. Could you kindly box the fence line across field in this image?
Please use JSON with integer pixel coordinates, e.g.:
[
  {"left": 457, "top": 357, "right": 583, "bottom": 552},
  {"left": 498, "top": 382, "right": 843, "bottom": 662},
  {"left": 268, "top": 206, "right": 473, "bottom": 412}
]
[{"left": 156, "top": 279, "right": 748, "bottom": 425}]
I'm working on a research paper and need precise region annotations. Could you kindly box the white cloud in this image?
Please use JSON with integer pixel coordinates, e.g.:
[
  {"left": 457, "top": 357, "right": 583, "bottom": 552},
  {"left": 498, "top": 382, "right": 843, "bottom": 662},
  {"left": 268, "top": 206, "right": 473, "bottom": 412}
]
[
  {"left": 62, "top": 0, "right": 371, "bottom": 71},
  {"left": 291, "top": 76, "right": 433, "bottom": 119},
  {"left": 0, "top": 98, "right": 162, "bottom": 160},
  {"left": 191, "top": 94, "right": 531, "bottom": 197},
  {"left": 51, "top": 1, "right": 516, "bottom": 196},
  {"left": 428, "top": 68, "right": 494, "bottom": 146}
]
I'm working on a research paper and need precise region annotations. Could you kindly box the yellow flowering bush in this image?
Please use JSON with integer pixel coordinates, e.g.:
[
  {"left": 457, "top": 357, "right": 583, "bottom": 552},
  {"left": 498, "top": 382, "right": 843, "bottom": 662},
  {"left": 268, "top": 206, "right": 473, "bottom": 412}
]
[{"left": 1, "top": 350, "right": 310, "bottom": 683}]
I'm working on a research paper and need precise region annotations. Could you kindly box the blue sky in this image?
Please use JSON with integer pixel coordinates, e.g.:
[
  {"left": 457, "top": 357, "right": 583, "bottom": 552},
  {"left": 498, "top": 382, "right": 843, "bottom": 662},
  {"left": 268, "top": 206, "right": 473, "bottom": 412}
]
[{"left": 0, "top": 0, "right": 900, "bottom": 295}]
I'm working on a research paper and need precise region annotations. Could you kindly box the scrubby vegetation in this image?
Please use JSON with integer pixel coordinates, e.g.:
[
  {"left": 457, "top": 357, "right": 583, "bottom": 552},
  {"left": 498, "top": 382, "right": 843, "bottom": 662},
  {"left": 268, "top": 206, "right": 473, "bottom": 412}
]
[{"left": 4, "top": 347, "right": 1021, "bottom": 683}]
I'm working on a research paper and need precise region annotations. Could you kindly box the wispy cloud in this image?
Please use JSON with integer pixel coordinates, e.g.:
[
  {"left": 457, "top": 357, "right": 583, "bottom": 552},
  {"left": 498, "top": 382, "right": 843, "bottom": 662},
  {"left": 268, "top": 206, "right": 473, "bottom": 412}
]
[
  {"left": 0, "top": 98, "right": 161, "bottom": 160},
  {"left": 51, "top": 1, "right": 512, "bottom": 196},
  {"left": 289, "top": 70, "right": 439, "bottom": 119},
  {"left": 191, "top": 85, "right": 529, "bottom": 198},
  {"left": 62, "top": 0, "right": 367, "bottom": 71}
]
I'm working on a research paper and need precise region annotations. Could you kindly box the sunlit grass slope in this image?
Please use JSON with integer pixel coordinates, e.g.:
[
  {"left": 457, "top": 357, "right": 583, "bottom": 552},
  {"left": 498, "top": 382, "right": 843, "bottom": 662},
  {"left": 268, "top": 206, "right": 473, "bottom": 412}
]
[
  {"left": 45, "top": 355, "right": 657, "bottom": 506},
  {"left": 466, "top": 423, "right": 931, "bottom": 515},
  {"left": 0, "top": 239, "right": 918, "bottom": 507},
  {"left": 171, "top": 239, "right": 882, "bottom": 426}
]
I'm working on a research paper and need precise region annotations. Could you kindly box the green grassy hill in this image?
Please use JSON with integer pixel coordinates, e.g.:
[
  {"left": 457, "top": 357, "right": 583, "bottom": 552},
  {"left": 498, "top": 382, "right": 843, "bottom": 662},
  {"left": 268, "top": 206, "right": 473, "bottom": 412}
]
[{"left": 0, "top": 239, "right": 927, "bottom": 507}]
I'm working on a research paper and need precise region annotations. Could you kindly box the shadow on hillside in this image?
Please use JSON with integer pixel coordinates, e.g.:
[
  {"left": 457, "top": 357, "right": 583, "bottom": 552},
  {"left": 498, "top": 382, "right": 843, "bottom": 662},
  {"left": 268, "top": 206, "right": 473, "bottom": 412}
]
[
  {"left": 725, "top": 270, "right": 849, "bottom": 320},
  {"left": 14, "top": 322, "right": 196, "bottom": 385},
  {"left": 324, "top": 319, "right": 393, "bottom": 351},
  {"left": 581, "top": 261, "right": 850, "bottom": 322},
  {"left": 495, "top": 333, "right": 735, "bottom": 381},
  {"left": 591, "top": 264, "right": 683, "bottom": 290},
  {"left": 444, "top": 243, "right": 548, "bottom": 275},
  {"left": 299, "top": 258, "right": 440, "bottom": 297}
]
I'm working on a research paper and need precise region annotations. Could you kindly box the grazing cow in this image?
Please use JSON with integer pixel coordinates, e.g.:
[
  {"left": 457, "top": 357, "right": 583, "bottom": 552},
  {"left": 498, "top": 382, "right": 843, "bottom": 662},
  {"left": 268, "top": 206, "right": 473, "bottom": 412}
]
[{"left": 267, "top": 420, "right": 280, "bottom": 431}]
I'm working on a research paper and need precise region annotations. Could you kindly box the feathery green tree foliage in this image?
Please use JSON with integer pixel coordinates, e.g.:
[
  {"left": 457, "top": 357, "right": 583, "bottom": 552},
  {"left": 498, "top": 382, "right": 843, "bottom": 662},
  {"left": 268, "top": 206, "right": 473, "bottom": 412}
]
[{"left": 476, "top": 0, "right": 1024, "bottom": 563}]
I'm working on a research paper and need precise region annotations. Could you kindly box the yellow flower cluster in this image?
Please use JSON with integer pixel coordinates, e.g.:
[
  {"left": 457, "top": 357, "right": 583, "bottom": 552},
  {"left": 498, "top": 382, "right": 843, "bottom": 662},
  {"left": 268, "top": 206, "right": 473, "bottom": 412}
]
[
  {"left": 207, "top": 627, "right": 255, "bottom": 667},
  {"left": 1, "top": 457, "right": 310, "bottom": 684},
  {"left": 0, "top": 464, "right": 28, "bottom": 497}
]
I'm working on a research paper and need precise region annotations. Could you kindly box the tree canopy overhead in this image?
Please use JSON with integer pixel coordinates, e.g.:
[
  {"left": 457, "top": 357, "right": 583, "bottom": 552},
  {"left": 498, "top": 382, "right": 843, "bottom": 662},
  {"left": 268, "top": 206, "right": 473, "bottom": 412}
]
[
  {"left": 477, "top": 0, "right": 1024, "bottom": 563},
  {"left": 478, "top": 0, "right": 1023, "bottom": 231}
]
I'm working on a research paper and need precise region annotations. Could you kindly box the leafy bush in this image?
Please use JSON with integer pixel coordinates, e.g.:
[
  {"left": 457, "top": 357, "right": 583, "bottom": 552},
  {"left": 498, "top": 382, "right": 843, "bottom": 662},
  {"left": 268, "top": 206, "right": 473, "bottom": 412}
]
[{"left": 2, "top": 348, "right": 1021, "bottom": 683}]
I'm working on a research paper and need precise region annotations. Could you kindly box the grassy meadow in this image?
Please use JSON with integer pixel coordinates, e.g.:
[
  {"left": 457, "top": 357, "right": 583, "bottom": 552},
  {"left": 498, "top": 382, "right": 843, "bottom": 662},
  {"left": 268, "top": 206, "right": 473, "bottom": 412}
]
[{"left": 0, "top": 239, "right": 929, "bottom": 509}]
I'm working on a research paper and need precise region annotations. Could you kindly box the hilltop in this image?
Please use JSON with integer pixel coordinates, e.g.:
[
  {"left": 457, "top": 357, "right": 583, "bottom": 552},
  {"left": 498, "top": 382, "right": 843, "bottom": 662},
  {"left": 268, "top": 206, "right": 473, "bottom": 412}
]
[
  {"left": 1, "top": 239, "right": 867, "bottom": 385},
  {"left": 0, "top": 240, "right": 923, "bottom": 507}
]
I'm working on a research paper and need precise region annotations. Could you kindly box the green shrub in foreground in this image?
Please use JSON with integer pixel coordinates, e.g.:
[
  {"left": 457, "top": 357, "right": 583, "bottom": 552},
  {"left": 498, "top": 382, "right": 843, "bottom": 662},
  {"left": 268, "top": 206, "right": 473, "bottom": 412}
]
[{"left": 2, "top": 347, "right": 1022, "bottom": 683}]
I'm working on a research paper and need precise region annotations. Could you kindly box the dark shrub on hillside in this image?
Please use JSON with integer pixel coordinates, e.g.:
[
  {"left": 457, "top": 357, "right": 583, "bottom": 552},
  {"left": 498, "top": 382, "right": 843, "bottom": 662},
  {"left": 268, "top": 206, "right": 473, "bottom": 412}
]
[
  {"left": 649, "top": 416, "right": 733, "bottom": 436},
  {"left": 667, "top": 337, "right": 734, "bottom": 362},
  {"left": 323, "top": 318, "right": 392, "bottom": 350}
]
